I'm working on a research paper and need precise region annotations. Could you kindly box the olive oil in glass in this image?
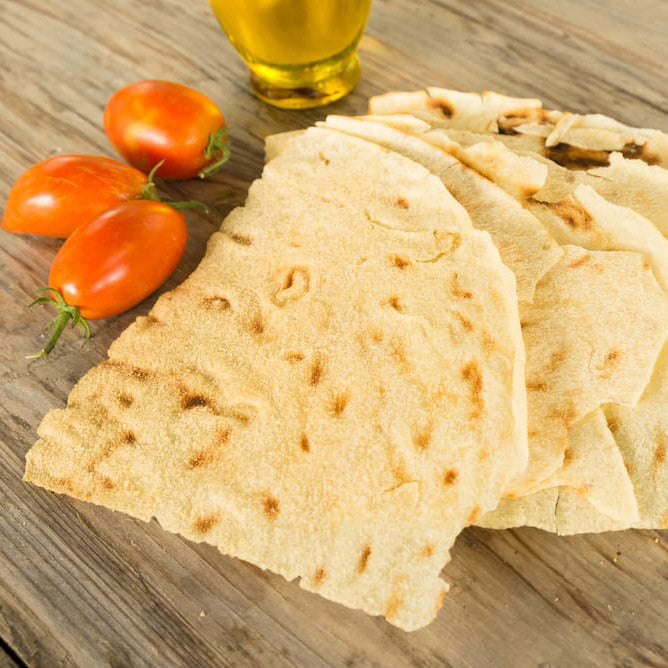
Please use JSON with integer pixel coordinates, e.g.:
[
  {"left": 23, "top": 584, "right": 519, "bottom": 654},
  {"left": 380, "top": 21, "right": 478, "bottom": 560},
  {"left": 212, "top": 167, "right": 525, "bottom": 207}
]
[{"left": 209, "top": 0, "right": 372, "bottom": 108}]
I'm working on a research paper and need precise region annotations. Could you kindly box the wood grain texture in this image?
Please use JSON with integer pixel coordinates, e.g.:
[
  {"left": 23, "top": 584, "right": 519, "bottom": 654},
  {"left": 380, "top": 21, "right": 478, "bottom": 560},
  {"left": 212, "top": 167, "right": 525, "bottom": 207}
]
[{"left": 1, "top": 0, "right": 667, "bottom": 665}]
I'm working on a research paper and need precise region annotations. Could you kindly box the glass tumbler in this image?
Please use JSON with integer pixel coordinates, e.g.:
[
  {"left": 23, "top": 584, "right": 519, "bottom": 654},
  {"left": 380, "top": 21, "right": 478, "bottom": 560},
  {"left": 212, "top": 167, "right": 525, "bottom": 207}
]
[{"left": 209, "top": 0, "right": 372, "bottom": 109}]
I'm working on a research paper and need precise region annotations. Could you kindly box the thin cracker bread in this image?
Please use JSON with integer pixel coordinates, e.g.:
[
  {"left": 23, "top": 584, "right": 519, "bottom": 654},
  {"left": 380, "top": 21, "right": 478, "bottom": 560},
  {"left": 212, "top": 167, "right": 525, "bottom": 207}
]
[{"left": 24, "top": 128, "right": 527, "bottom": 631}]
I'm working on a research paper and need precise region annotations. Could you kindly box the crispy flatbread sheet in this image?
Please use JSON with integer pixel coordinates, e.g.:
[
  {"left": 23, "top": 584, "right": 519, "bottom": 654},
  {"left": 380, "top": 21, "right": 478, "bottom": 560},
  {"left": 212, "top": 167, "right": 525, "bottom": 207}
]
[
  {"left": 415, "top": 117, "right": 668, "bottom": 531},
  {"left": 369, "top": 88, "right": 668, "bottom": 168},
  {"left": 452, "top": 134, "right": 668, "bottom": 523},
  {"left": 516, "top": 112, "right": 668, "bottom": 167},
  {"left": 367, "top": 90, "right": 668, "bottom": 531},
  {"left": 482, "top": 340, "right": 668, "bottom": 538},
  {"left": 316, "top": 118, "right": 668, "bottom": 499},
  {"left": 586, "top": 152, "right": 668, "bottom": 236},
  {"left": 510, "top": 246, "right": 668, "bottom": 494},
  {"left": 24, "top": 128, "right": 528, "bottom": 632},
  {"left": 368, "top": 88, "right": 543, "bottom": 133},
  {"left": 320, "top": 115, "right": 562, "bottom": 303}
]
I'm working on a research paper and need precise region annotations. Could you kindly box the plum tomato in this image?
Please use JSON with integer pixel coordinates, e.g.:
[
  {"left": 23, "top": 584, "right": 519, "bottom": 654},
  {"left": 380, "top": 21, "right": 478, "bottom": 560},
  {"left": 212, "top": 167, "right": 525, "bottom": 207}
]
[
  {"left": 30, "top": 199, "right": 187, "bottom": 358},
  {"left": 104, "top": 80, "right": 230, "bottom": 180},
  {"left": 1, "top": 155, "right": 148, "bottom": 238}
]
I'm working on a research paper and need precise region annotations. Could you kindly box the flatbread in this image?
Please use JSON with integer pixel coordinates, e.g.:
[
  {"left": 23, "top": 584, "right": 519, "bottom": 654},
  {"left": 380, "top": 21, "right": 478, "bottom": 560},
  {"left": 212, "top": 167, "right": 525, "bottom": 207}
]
[
  {"left": 493, "top": 338, "right": 668, "bottom": 535},
  {"left": 316, "top": 118, "right": 668, "bottom": 499},
  {"left": 24, "top": 127, "right": 527, "bottom": 631},
  {"left": 369, "top": 88, "right": 668, "bottom": 169},
  {"left": 368, "top": 88, "right": 543, "bottom": 133},
  {"left": 383, "top": 96, "right": 668, "bottom": 531},
  {"left": 438, "top": 128, "right": 668, "bottom": 525}
]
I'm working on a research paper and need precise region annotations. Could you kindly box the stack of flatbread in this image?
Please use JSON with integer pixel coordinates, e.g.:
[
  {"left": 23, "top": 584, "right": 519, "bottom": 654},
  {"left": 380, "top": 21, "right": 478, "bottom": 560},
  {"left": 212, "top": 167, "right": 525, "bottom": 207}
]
[{"left": 24, "top": 88, "right": 668, "bottom": 631}]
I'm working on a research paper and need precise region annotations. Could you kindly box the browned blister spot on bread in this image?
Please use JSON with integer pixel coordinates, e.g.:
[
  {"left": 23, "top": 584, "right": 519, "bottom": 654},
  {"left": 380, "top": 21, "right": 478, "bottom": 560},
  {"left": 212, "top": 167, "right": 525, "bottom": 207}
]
[
  {"left": 569, "top": 254, "right": 591, "bottom": 269},
  {"left": 101, "top": 477, "right": 115, "bottom": 490},
  {"left": 181, "top": 392, "right": 213, "bottom": 411},
  {"left": 391, "top": 254, "right": 411, "bottom": 269},
  {"left": 599, "top": 349, "right": 621, "bottom": 378},
  {"left": 654, "top": 432, "right": 666, "bottom": 469},
  {"left": 544, "top": 196, "right": 593, "bottom": 231},
  {"left": 462, "top": 361, "right": 484, "bottom": 419},
  {"left": 390, "top": 339, "right": 409, "bottom": 368},
  {"left": 544, "top": 351, "right": 565, "bottom": 374},
  {"left": 118, "top": 393, "right": 134, "bottom": 407},
  {"left": 443, "top": 469, "right": 458, "bottom": 485},
  {"left": 467, "top": 505, "right": 481, "bottom": 525},
  {"left": 330, "top": 391, "right": 350, "bottom": 417},
  {"left": 312, "top": 567, "right": 326, "bottom": 586},
  {"left": 358, "top": 545, "right": 372, "bottom": 573},
  {"left": 310, "top": 356, "right": 324, "bottom": 386},
  {"left": 193, "top": 513, "right": 220, "bottom": 534},
  {"left": 263, "top": 495, "right": 279, "bottom": 519},
  {"left": 387, "top": 296, "right": 402, "bottom": 312},
  {"left": 427, "top": 96, "right": 453, "bottom": 118},
  {"left": 53, "top": 477, "right": 76, "bottom": 494},
  {"left": 497, "top": 107, "right": 552, "bottom": 134},
  {"left": 229, "top": 232, "right": 252, "bottom": 246},
  {"left": 396, "top": 197, "right": 409, "bottom": 209},
  {"left": 202, "top": 295, "right": 232, "bottom": 311},
  {"left": 451, "top": 273, "right": 473, "bottom": 299},
  {"left": 413, "top": 426, "right": 432, "bottom": 450},
  {"left": 526, "top": 380, "right": 547, "bottom": 392},
  {"left": 249, "top": 314, "right": 265, "bottom": 335},
  {"left": 300, "top": 433, "right": 310, "bottom": 452},
  {"left": 455, "top": 312, "right": 473, "bottom": 332},
  {"left": 549, "top": 401, "right": 577, "bottom": 426},
  {"left": 421, "top": 544, "right": 435, "bottom": 558},
  {"left": 318, "top": 151, "right": 330, "bottom": 165},
  {"left": 274, "top": 267, "right": 311, "bottom": 305},
  {"left": 284, "top": 351, "right": 304, "bottom": 363},
  {"left": 384, "top": 593, "right": 402, "bottom": 619},
  {"left": 122, "top": 431, "right": 136, "bottom": 445},
  {"left": 621, "top": 141, "right": 660, "bottom": 166},
  {"left": 544, "top": 143, "right": 610, "bottom": 169},
  {"left": 103, "top": 360, "right": 152, "bottom": 382},
  {"left": 187, "top": 449, "right": 215, "bottom": 470}
]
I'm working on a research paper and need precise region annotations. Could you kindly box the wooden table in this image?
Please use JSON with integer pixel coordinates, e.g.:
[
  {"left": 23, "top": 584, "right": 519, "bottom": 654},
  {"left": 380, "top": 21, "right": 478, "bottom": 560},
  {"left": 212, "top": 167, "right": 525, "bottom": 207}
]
[{"left": 1, "top": 1, "right": 667, "bottom": 665}]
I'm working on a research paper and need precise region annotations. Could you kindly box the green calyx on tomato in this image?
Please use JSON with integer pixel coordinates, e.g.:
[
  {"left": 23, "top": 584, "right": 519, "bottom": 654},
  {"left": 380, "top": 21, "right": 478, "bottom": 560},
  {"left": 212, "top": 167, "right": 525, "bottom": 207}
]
[
  {"left": 27, "top": 288, "right": 91, "bottom": 359},
  {"left": 200, "top": 127, "right": 231, "bottom": 179}
]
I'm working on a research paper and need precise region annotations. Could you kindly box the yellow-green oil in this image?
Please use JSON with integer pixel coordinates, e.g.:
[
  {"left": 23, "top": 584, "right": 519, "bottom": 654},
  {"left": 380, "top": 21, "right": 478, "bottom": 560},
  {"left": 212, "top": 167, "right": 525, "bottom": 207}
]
[{"left": 209, "top": 0, "right": 372, "bottom": 108}]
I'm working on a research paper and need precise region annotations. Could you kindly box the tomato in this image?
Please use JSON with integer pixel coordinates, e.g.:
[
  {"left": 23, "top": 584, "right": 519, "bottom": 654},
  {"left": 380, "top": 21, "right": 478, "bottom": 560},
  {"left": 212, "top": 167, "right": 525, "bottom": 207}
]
[
  {"left": 30, "top": 200, "right": 187, "bottom": 358},
  {"left": 1, "top": 155, "right": 148, "bottom": 238},
  {"left": 104, "top": 80, "right": 230, "bottom": 180}
]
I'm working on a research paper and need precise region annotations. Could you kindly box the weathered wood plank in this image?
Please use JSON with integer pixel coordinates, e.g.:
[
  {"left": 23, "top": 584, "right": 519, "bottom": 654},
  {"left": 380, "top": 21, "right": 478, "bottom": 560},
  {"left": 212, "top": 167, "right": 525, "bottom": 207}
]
[{"left": 1, "top": 0, "right": 667, "bottom": 665}]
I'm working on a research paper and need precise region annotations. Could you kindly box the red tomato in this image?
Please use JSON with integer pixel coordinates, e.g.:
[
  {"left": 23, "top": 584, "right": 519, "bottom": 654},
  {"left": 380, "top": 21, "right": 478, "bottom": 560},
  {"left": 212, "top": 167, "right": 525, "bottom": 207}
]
[
  {"left": 104, "top": 80, "right": 230, "bottom": 180},
  {"left": 30, "top": 200, "right": 187, "bottom": 358},
  {"left": 50, "top": 200, "right": 187, "bottom": 319},
  {"left": 1, "top": 155, "right": 148, "bottom": 237}
]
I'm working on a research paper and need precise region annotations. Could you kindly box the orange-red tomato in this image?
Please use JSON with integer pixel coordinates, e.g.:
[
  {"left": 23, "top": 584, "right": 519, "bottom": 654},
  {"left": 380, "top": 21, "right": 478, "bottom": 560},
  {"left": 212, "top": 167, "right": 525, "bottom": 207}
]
[
  {"left": 50, "top": 199, "right": 187, "bottom": 320},
  {"left": 1, "top": 155, "right": 148, "bottom": 238},
  {"left": 104, "top": 80, "right": 229, "bottom": 180}
]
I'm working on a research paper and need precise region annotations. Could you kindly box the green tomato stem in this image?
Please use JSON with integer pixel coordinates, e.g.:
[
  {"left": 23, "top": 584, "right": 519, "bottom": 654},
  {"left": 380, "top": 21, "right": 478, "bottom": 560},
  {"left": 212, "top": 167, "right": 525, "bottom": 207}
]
[
  {"left": 137, "top": 160, "right": 208, "bottom": 212},
  {"left": 27, "top": 288, "right": 91, "bottom": 360},
  {"left": 199, "top": 127, "right": 231, "bottom": 179}
]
